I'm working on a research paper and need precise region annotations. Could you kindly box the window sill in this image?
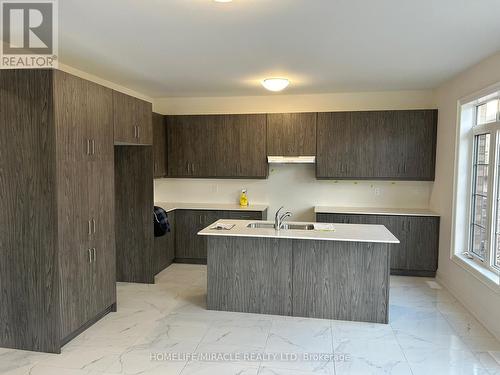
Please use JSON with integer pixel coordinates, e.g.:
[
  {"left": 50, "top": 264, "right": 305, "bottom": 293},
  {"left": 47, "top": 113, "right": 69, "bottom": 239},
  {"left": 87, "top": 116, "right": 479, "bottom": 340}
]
[{"left": 452, "top": 254, "right": 500, "bottom": 294}]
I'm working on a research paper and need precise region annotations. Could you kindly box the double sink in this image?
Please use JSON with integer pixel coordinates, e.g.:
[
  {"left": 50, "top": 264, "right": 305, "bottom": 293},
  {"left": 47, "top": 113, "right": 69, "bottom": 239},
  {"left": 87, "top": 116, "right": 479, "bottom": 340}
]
[{"left": 247, "top": 222, "right": 315, "bottom": 231}]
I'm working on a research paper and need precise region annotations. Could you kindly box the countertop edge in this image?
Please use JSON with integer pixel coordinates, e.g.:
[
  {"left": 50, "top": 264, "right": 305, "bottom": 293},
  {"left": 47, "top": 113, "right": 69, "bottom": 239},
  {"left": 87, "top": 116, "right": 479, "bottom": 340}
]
[
  {"left": 314, "top": 206, "right": 440, "bottom": 217},
  {"left": 198, "top": 220, "right": 400, "bottom": 244},
  {"left": 155, "top": 202, "right": 269, "bottom": 213}
]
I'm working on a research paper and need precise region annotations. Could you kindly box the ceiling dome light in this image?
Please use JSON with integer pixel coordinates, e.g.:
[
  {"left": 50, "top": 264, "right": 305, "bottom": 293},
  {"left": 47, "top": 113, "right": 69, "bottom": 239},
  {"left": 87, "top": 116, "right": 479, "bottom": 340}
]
[{"left": 262, "top": 78, "right": 290, "bottom": 92}]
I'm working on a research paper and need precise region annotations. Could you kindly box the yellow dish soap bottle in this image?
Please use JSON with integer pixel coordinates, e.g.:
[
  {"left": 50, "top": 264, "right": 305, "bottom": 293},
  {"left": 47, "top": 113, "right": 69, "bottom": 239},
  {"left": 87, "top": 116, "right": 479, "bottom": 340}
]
[{"left": 239, "top": 189, "right": 249, "bottom": 208}]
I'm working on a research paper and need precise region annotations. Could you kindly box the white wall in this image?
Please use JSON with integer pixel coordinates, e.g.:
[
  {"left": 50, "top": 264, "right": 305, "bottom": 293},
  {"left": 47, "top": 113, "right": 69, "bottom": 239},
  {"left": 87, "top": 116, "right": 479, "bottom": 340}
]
[
  {"left": 431, "top": 52, "right": 500, "bottom": 340},
  {"left": 155, "top": 164, "right": 433, "bottom": 221},
  {"left": 153, "top": 90, "right": 434, "bottom": 115},
  {"left": 58, "top": 63, "right": 152, "bottom": 102}
]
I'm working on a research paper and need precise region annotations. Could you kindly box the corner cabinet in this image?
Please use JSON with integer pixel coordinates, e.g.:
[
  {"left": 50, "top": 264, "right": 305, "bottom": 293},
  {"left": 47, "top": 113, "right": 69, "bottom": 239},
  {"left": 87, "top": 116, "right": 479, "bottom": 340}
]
[
  {"left": 175, "top": 209, "right": 266, "bottom": 263},
  {"left": 153, "top": 211, "right": 176, "bottom": 275},
  {"left": 166, "top": 114, "right": 268, "bottom": 178},
  {"left": 267, "top": 112, "right": 317, "bottom": 156},
  {"left": 316, "top": 213, "right": 440, "bottom": 276},
  {"left": 113, "top": 91, "right": 152, "bottom": 145},
  {"left": 316, "top": 110, "right": 437, "bottom": 180},
  {"left": 0, "top": 70, "right": 116, "bottom": 353},
  {"left": 153, "top": 112, "right": 167, "bottom": 178}
]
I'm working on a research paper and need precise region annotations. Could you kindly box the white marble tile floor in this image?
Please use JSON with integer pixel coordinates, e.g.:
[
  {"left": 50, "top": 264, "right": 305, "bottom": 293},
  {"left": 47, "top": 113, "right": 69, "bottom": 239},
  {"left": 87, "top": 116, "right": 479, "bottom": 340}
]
[{"left": 1, "top": 264, "right": 499, "bottom": 375}]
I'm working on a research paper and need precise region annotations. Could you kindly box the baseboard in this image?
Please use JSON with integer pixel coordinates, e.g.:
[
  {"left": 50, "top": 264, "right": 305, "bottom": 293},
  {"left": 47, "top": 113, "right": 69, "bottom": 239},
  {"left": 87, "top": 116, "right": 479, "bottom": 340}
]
[
  {"left": 174, "top": 258, "right": 207, "bottom": 265},
  {"left": 391, "top": 269, "right": 436, "bottom": 277},
  {"left": 60, "top": 304, "right": 115, "bottom": 347},
  {"left": 436, "top": 273, "right": 500, "bottom": 342}
]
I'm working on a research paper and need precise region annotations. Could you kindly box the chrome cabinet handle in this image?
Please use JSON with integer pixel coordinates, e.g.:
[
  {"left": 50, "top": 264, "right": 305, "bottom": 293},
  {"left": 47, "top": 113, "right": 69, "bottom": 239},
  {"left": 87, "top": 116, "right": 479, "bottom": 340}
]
[
  {"left": 86, "top": 139, "right": 91, "bottom": 156},
  {"left": 88, "top": 220, "right": 91, "bottom": 236},
  {"left": 137, "top": 126, "right": 140, "bottom": 139},
  {"left": 92, "top": 248, "right": 96, "bottom": 263},
  {"left": 88, "top": 249, "right": 92, "bottom": 263},
  {"left": 92, "top": 218, "right": 96, "bottom": 234},
  {"left": 91, "top": 139, "right": 95, "bottom": 155}
]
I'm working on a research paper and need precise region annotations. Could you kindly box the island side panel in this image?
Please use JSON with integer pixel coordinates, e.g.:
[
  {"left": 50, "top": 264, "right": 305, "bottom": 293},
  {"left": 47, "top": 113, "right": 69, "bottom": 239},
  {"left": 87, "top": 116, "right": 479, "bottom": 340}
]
[
  {"left": 207, "top": 237, "right": 293, "bottom": 316},
  {"left": 292, "top": 240, "right": 390, "bottom": 324}
]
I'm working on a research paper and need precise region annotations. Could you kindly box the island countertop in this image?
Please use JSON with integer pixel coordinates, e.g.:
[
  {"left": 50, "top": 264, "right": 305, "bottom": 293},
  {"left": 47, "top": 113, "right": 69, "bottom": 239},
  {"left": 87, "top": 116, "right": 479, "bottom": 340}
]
[{"left": 198, "top": 219, "right": 399, "bottom": 244}]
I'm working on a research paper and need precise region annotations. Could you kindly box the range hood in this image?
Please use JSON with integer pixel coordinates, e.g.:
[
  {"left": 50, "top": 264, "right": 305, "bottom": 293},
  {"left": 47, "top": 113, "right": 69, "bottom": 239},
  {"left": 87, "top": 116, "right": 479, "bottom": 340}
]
[{"left": 267, "top": 156, "right": 316, "bottom": 164}]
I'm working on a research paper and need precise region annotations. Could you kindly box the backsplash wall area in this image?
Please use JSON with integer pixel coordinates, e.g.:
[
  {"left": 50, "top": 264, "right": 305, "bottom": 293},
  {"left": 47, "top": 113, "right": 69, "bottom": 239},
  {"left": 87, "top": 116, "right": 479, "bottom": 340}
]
[{"left": 154, "top": 164, "right": 433, "bottom": 221}]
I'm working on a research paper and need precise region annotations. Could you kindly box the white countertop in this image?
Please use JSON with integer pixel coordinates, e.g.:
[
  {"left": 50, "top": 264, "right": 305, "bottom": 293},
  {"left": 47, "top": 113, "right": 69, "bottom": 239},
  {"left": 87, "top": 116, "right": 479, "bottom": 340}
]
[
  {"left": 198, "top": 220, "right": 400, "bottom": 244},
  {"left": 155, "top": 202, "right": 269, "bottom": 213},
  {"left": 314, "top": 206, "right": 440, "bottom": 217}
]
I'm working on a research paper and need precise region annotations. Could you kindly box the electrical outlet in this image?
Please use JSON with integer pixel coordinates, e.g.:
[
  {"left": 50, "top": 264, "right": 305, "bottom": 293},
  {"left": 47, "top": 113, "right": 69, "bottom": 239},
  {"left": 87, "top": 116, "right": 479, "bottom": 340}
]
[{"left": 374, "top": 188, "right": 381, "bottom": 196}]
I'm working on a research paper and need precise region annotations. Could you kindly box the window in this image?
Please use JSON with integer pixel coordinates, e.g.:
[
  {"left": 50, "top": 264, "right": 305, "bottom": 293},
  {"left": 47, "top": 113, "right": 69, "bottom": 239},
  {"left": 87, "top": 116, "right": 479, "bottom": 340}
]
[{"left": 468, "top": 96, "right": 500, "bottom": 273}]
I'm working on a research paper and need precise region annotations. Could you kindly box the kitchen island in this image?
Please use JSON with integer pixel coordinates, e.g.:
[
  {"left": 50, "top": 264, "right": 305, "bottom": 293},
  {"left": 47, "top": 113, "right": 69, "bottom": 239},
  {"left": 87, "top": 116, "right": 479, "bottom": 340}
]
[{"left": 198, "top": 220, "right": 399, "bottom": 324}]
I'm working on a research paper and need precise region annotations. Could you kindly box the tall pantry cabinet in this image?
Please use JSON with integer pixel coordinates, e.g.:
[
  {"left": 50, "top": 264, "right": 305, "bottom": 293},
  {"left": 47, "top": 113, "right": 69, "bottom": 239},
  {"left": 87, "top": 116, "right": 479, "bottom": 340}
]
[{"left": 0, "top": 69, "right": 116, "bottom": 353}]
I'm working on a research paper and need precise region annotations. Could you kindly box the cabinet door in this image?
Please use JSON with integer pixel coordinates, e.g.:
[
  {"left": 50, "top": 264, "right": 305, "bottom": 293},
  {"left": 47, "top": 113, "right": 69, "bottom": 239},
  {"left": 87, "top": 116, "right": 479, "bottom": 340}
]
[
  {"left": 167, "top": 116, "right": 215, "bottom": 177},
  {"left": 166, "top": 211, "right": 176, "bottom": 264},
  {"left": 88, "top": 161, "right": 116, "bottom": 316},
  {"left": 136, "top": 99, "right": 153, "bottom": 145},
  {"left": 407, "top": 216, "right": 439, "bottom": 272},
  {"left": 215, "top": 116, "right": 239, "bottom": 177},
  {"left": 87, "top": 82, "right": 114, "bottom": 162},
  {"left": 317, "top": 111, "right": 388, "bottom": 179},
  {"left": 152, "top": 210, "right": 176, "bottom": 274},
  {"left": 166, "top": 116, "right": 190, "bottom": 176},
  {"left": 53, "top": 71, "right": 90, "bottom": 162},
  {"left": 153, "top": 113, "right": 167, "bottom": 178},
  {"left": 175, "top": 210, "right": 207, "bottom": 260},
  {"left": 401, "top": 110, "right": 437, "bottom": 180},
  {"left": 57, "top": 161, "right": 93, "bottom": 339},
  {"left": 191, "top": 115, "right": 218, "bottom": 177},
  {"left": 267, "top": 113, "right": 317, "bottom": 156},
  {"left": 229, "top": 114, "right": 268, "bottom": 178},
  {"left": 113, "top": 91, "right": 137, "bottom": 144},
  {"left": 374, "top": 215, "right": 409, "bottom": 272},
  {"left": 316, "top": 112, "right": 351, "bottom": 178},
  {"left": 373, "top": 111, "right": 405, "bottom": 178}
]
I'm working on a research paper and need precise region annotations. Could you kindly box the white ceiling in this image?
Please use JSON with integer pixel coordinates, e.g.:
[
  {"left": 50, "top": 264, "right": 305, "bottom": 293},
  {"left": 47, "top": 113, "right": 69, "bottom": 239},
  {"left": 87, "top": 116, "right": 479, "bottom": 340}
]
[{"left": 60, "top": 0, "right": 500, "bottom": 97}]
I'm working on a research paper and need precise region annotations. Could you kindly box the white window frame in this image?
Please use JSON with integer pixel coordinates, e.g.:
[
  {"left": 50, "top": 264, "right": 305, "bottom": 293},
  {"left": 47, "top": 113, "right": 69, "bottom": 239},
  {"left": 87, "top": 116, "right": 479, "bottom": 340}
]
[
  {"left": 468, "top": 112, "right": 500, "bottom": 273},
  {"left": 452, "top": 83, "right": 500, "bottom": 291}
]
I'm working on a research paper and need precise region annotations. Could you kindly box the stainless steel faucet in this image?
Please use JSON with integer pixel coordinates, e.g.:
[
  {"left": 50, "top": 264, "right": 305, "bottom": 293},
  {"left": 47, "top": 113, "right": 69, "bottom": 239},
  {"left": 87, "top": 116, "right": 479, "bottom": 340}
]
[{"left": 274, "top": 206, "right": 292, "bottom": 230}]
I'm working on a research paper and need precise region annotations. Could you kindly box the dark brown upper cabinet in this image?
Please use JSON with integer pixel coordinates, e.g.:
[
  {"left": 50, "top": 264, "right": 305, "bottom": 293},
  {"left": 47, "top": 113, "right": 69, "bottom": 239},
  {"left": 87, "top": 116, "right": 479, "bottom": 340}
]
[
  {"left": 166, "top": 114, "right": 267, "bottom": 178},
  {"left": 316, "top": 110, "right": 437, "bottom": 180},
  {"left": 113, "top": 91, "right": 152, "bottom": 145},
  {"left": 152, "top": 113, "right": 167, "bottom": 178},
  {"left": 267, "top": 112, "right": 317, "bottom": 156}
]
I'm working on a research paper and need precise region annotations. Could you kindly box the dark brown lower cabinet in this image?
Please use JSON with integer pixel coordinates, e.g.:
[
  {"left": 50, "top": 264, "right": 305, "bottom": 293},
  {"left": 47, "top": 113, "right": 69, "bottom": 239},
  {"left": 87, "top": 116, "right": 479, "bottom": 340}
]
[
  {"left": 153, "top": 211, "right": 176, "bottom": 275},
  {"left": 316, "top": 213, "right": 440, "bottom": 277},
  {"left": 175, "top": 210, "right": 265, "bottom": 264}
]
